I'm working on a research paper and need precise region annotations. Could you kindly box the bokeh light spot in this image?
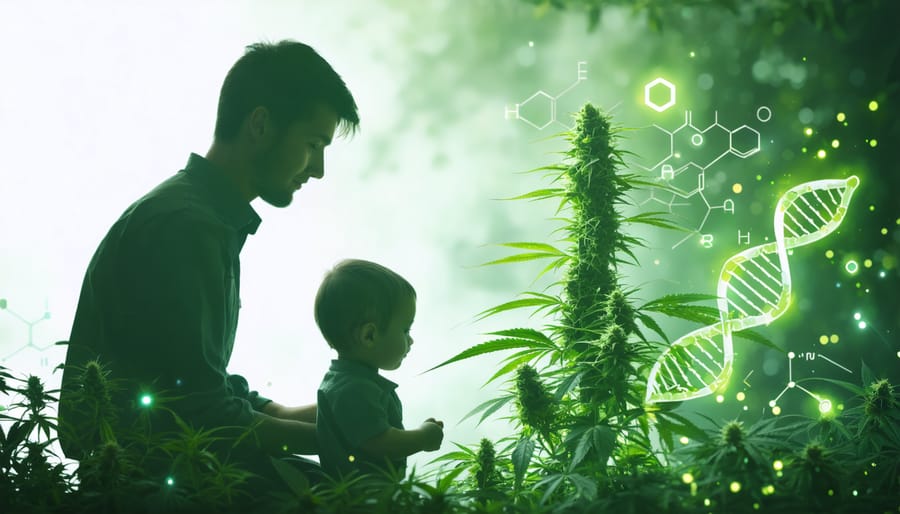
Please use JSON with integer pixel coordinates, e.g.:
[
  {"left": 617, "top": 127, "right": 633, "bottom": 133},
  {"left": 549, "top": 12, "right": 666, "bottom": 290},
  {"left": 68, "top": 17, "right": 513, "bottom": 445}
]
[
  {"left": 831, "top": 139, "right": 839, "bottom": 148},
  {"left": 864, "top": 259, "right": 873, "bottom": 268},
  {"left": 773, "top": 460, "right": 784, "bottom": 471},
  {"left": 825, "top": 249, "right": 834, "bottom": 259},
  {"left": 732, "top": 183, "right": 743, "bottom": 194},
  {"left": 736, "top": 392, "right": 746, "bottom": 401},
  {"left": 819, "top": 335, "right": 828, "bottom": 345},
  {"left": 730, "top": 481, "right": 741, "bottom": 493},
  {"left": 868, "top": 100, "right": 878, "bottom": 111},
  {"left": 682, "top": 472, "right": 694, "bottom": 484},
  {"left": 819, "top": 399, "right": 832, "bottom": 413},
  {"left": 715, "top": 394, "right": 725, "bottom": 403},
  {"left": 830, "top": 334, "right": 839, "bottom": 344},
  {"left": 845, "top": 260, "right": 858, "bottom": 274},
  {"left": 836, "top": 112, "right": 846, "bottom": 122},
  {"left": 816, "top": 149, "right": 826, "bottom": 159},
  {"left": 869, "top": 139, "right": 877, "bottom": 147},
  {"left": 804, "top": 127, "right": 813, "bottom": 136}
]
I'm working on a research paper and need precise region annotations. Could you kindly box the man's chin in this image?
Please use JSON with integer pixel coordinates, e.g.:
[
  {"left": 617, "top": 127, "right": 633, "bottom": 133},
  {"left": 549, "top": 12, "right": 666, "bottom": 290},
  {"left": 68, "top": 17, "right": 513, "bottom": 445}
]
[{"left": 258, "top": 191, "right": 294, "bottom": 208}]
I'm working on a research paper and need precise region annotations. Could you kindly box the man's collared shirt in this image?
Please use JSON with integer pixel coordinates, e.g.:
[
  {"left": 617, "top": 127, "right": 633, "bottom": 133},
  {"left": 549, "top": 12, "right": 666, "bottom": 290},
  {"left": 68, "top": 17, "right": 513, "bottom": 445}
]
[
  {"left": 59, "top": 153, "right": 269, "bottom": 459},
  {"left": 317, "top": 358, "right": 405, "bottom": 477}
]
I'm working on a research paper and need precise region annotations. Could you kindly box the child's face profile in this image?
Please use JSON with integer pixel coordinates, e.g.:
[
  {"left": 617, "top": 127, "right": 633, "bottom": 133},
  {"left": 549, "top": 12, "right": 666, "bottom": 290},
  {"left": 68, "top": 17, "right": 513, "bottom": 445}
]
[{"left": 372, "top": 295, "right": 416, "bottom": 371}]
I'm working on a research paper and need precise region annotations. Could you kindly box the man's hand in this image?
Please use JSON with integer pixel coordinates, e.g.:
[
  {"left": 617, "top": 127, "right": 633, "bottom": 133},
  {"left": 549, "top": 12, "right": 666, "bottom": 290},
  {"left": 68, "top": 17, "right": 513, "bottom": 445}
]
[{"left": 419, "top": 418, "right": 444, "bottom": 451}]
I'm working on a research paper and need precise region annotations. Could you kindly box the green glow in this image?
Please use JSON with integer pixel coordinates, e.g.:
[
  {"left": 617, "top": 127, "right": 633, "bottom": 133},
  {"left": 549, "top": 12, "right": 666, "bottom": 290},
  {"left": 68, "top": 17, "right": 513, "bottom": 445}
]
[
  {"left": 773, "top": 459, "right": 784, "bottom": 471},
  {"left": 804, "top": 127, "right": 813, "bottom": 136},
  {"left": 682, "top": 472, "right": 694, "bottom": 484},
  {"left": 730, "top": 481, "right": 742, "bottom": 493},
  {"left": 868, "top": 100, "right": 878, "bottom": 111},
  {"left": 817, "top": 149, "right": 826, "bottom": 158},
  {"left": 166, "top": 476, "right": 174, "bottom": 486},
  {"left": 831, "top": 139, "right": 839, "bottom": 148},
  {"left": 836, "top": 112, "right": 846, "bottom": 122},
  {"left": 869, "top": 139, "right": 878, "bottom": 147},
  {"left": 140, "top": 394, "right": 153, "bottom": 407}
]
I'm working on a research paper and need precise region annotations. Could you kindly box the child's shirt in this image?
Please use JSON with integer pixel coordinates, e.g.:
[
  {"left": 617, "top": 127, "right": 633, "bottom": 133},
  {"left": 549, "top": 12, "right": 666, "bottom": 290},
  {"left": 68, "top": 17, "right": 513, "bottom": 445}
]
[{"left": 316, "top": 359, "right": 405, "bottom": 477}]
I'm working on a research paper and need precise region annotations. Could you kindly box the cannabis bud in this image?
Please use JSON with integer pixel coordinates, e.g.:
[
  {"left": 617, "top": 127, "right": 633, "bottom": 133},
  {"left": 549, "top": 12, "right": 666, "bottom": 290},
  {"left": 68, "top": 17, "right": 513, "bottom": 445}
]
[
  {"left": 864, "top": 379, "right": 896, "bottom": 419},
  {"left": 721, "top": 420, "right": 745, "bottom": 447},
  {"left": 24, "top": 375, "right": 46, "bottom": 413},
  {"left": 516, "top": 365, "right": 555, "bottom": 434},
  {"left": 603, "top": 288, "right": 637, "bottom": 336},
  {"left": 475, "top": 438, "right": 497, "bottom": 490}
]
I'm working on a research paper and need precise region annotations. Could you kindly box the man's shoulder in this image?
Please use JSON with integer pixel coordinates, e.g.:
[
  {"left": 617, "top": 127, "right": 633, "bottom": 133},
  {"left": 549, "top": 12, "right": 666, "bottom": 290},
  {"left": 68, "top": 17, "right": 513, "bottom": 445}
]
[{"left": 118, "top": 172, "right": 223, "bottom": 236}]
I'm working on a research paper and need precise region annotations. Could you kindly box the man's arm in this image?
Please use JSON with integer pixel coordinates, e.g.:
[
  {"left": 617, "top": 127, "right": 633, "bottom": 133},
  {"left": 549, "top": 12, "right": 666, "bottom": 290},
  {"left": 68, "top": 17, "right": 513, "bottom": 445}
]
[
  {"left": 251, "top": 410, "right": 318, "bottom": 455},
  {"left": 359, "top": 419, "right": 444, "bottom": 460},
  {"left": 261, "top": 401, "right": 317, "bottom": 423}
]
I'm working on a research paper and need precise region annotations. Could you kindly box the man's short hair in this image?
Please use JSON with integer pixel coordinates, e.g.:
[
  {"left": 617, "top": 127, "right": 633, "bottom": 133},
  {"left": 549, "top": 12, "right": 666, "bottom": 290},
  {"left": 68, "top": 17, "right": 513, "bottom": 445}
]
[
  {"left": 214, "top": 40, "right": 360, "bottom": 141},
  {"left": 314, "top": 259, "right": 416, "bottom": 353}
]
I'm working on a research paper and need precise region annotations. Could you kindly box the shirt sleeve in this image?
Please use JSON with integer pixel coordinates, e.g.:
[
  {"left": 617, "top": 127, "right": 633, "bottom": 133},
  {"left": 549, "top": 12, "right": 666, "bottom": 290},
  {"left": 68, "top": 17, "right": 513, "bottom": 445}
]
[
  {"left": 123, "top": 209, "right": 256, "bottom": 429},
  {"left": 227, "top": 373, "right": 273, "bottom": 411},
  {"left": 327, "top": 379, "right": 391, "bottom": 448}
]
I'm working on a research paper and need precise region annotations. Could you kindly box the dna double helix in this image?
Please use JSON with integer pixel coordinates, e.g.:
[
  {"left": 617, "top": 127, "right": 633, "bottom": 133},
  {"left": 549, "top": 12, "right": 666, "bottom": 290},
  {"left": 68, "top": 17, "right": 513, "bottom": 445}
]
[{"left": 645, "top": 176, "right": 860, "bottom": 404}]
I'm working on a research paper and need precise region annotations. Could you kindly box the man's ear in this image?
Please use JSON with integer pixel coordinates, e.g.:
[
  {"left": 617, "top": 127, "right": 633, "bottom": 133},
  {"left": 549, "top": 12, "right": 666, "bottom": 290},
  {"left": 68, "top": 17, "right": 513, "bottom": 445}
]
[
  {"left": 357, "top": 322, "right": 378, "bottom": 348},
  {"left": 246, "top": 105, "right": 273, "bottom": 143}
]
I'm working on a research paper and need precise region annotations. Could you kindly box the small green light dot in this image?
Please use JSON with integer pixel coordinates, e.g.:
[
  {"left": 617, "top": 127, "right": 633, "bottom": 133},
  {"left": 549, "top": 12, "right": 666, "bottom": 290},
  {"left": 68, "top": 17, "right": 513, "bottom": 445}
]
[
  {"left": 730, "top": 481, "right": 742, "bottom": 493},
  {"left": 804, "top": 127, "right": 813, "bottom": 136},
  {"left": 870, "top": 139, "right": 878, "bottom": 147},
  {"left": 802, "top": 56, "right": 807, "bottom": 62},
  {"left": 773, "top": 460, "right": 784, "bottom": 471},
  {"left": 690, "top": 51, "right": 696, "bottom": 58},
  {"left": 140, "top": 394, "right": 153, "bottom": 407},
  {"left": 868, "top": 100, "right": 878, "bottom": 111},
  {"left": 682, "top": 472, "right": 694, "bottom": 484},
  {"left": 166, "top": 476, "right": 175, "bottom": 486},
  {"left": 869, "top": 205, "right": 875, "bottom": 211},
  {"left": 825, "top": 249, "right": 834, "bottom": 259},
  {"left": 831, "top": 139, "right": 839, "bottom": 148},
  {"left": 836, "top": 112, "right": 846, "bottom": 122},
  {"left": 756, "top": 174, "right": 762, "bottom": 181},
  {"left": 882, "top": 228, "right": 888, "bottom": 235},
  {"left": 817, "top": 149, "right": 827, "bottom": 159},
  {"left": 802, "top": 147, "right": 808, "bottom": 153}
]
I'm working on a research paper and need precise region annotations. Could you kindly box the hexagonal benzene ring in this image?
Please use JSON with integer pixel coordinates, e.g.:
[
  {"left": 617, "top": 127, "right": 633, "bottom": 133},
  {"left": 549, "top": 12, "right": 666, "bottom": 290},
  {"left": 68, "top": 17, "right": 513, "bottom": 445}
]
[
  {"left": 516, "top": 90, "right": 554, "bottom": 130},
  {"left": 730, "top": 125, "right": 761, "bottom": 157},
  {"left": 644, "top": 78, "right": 676, "bottom": 112}
]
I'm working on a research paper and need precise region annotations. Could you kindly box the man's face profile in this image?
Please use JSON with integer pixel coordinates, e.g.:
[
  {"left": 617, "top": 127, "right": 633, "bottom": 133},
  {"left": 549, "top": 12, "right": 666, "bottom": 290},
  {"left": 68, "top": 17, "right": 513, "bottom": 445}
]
[{"left": 252, "top": 103, "right": 339, "bottom": 208}]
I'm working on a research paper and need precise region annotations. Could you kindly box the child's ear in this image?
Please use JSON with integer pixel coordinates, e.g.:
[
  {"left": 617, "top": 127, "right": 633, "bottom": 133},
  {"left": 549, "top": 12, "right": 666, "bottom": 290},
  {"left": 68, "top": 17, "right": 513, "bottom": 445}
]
[{"left": 357, "top": 322, "right": 378, "bottom": 348}]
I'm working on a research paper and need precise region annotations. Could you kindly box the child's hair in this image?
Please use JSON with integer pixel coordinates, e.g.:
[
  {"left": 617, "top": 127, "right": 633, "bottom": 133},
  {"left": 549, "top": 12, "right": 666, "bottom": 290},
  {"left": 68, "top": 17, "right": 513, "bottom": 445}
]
[{"left": 314, "top": 259, "right": 416, "bottom": 352}]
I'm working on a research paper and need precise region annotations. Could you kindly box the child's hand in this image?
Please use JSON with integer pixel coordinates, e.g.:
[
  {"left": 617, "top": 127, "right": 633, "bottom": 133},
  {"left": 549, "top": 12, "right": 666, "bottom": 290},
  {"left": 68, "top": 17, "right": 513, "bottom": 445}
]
[{"left": 419, "top": 418, "right": 444, "bottom": 451}]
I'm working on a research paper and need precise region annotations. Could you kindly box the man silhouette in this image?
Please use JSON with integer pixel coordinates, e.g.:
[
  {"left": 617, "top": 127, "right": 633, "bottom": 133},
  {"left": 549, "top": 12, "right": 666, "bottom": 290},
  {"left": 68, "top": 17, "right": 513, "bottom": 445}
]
[{"left": 58, "top": 40, "right": 359, "bottom": 487}]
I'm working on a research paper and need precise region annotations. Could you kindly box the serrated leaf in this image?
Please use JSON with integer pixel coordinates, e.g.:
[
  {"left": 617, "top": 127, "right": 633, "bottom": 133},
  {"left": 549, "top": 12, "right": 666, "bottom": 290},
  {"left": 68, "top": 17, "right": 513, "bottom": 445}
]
[
  {"left": 497, "top": 242, "right": 566, "bottom": 255},
  {"left": 511, "top": 437, "right": 534, "bottom": 490},
  {"left": 479, "top": 251, "right": 563, "bottom": 267},
  {"left": 427, "top": 338, "right": 549, "bottom": 372},
  {"left": 495, "top": 188, "right": 565, "bottom": 201},
  {"left": 485, "top": 328, "right": 555, "bottom": 346}
]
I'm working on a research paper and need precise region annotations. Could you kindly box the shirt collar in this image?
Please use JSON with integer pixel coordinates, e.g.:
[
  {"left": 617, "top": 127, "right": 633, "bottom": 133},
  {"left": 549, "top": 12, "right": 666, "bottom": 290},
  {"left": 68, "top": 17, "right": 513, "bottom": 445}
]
[
  {"left": 181, "top": 153, "right": 262, "bottom": 235},
  {"left": 329, "top": 359, "right": 399, "bottom": 391}
]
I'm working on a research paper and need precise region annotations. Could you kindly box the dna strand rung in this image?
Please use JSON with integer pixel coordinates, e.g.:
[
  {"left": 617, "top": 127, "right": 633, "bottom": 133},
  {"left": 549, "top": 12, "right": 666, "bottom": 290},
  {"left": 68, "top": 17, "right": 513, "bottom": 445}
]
[{"left": 646, "top": 176, "right": 859, "bottom": 404}]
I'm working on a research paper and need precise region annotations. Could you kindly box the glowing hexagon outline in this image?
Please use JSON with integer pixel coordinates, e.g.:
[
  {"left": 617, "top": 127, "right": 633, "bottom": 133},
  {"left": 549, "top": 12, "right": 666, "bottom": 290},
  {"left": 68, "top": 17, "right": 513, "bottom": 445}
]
[
  {"left": 644, "top": 77, "right": 676, "bottom": 112},
  {"left": 729, "top": 125, "right": 761, "bottom": 158}
]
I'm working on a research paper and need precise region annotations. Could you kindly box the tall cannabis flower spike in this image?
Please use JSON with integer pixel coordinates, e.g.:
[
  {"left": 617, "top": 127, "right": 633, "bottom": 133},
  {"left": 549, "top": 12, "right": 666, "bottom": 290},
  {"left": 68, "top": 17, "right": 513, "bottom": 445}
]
[{"left": 516, "top": 365, "right": 555, "bottom": 435}]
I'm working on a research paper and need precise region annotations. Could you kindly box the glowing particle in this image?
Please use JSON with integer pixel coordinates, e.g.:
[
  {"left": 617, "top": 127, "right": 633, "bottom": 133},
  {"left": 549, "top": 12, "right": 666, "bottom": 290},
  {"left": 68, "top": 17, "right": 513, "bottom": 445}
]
[
  {"left": 869, "top": 139, "right": 877, "bottom": 147},
  {"left": 817, "top": 149, "right": 827, "bottom": 159},
  {"left": 859, "top": 321, "right": 867, "bottom": 329},
  {"left": 773, "top": 460, "right": 784, "bottom": 471},
  {"left": 804, "top": 127, "right": 813, "bottom": 136},
  {"left": 853, "top": 489, "right": 858, "bottom": 496},
  {"left": 528, "top": 41, "right": 534, "bottom": 47},
  {"left": 882, "top": 228, "right": 888, "bottom": 235},
  {"left": 845, "top": 260, "right": 859, "bottom": 274},
  {"left": 801, "top": 147, "right": 808, "bottom": 153},
  {"left": 736, "top": 392, "right": 746, "bottom": 401},
  {"left": 348, "top": 454, "right": 356, "bottom": 462},
  {"left": 854, "top": 312, "right": 862, "bottom": 320},
  {"left": 682, "top": 472, "right": 694, "bottom": 484},
  {"left": 762, "top": 484, "right": 775, "bottom": 495},
  {"left": 704, "top": 499, "right": 711, "bottom": 507},
  {"left": 819, "top": 399, "right": 832, "bottom": 413},
  {"left": 819, "top": 335, "right": 829, "bottom": 345},
  {"left": 756, "top": 174, "right": 762, "bottom": 181},
  {"left": 654, "top": 258, "right": 661, "bottom": 265},
  {"left": 827, "top": 489, "right": 834, "bottom": 496},
  {"left": 869, "top": 205, "right": 875, "bottom": 211},
  {"left": 879, "top": 271, "right": 886, "bottom": 278},
  {"left": 716, "top": 394, "right": 725, "bottom": 403},
  {"left": 897, "top": 351, "right": 900, "bottom": 359},
  {"left": 864, "top": 259, "right": 873, "bottom": 268},
  {"left": 732, "top": 183, "right": 743, "bottom": 194},
  {"left": 836, "top": 112, "right": 846, "bottom": 122},
  {"left": 788, "top": 351, "right": 796, "bottom": 359},
  {"left": 166, "top": 476, "right": 175, "bottom": 486},
  {"left": 730, "top": 481, "right": 741, "bottom": 493},
  {"left": 282, "top": 445, "right": 288, "bottom": 451},
  {"left": 830, "top": 334, "right": 839, "bottom": 344},
  {"left": 868, "top": 100, "right": 878, "bottom": 111},
  {"left": 825, "top": 249, "right": 834, "bottom": 259},
  {"left": 140, "top": 394, "right": 153, "bottom": 407},
  {"left": 831, "top": 139, "right": 840, "bottom": 148},
  {"left": 690, "top": 51, "right": 696, "bottom": 58},
  {"left": 772, "top": 406, "right": 782, "bottom": 415},
  {"left": 680, "top": 436, "right": 690, "bottom": 445}
]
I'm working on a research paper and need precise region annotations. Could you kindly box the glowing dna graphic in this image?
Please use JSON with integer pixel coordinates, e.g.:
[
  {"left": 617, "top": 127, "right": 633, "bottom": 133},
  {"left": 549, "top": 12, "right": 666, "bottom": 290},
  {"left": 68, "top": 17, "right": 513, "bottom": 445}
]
[{"left": 645, "top": 175, "right": 860, "bottom": 404}]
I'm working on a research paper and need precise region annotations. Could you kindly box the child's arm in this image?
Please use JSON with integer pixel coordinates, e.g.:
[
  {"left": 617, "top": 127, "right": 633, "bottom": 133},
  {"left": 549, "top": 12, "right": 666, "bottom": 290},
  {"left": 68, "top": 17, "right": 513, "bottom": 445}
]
[{"left": 360, "top": 419, "right": 444, "bottom": 460}]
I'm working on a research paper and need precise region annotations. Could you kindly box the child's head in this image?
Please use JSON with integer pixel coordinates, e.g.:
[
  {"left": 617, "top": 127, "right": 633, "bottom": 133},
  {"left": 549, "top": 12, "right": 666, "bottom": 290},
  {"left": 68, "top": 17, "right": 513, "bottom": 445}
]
[{"left": 314, "top": 259, "right": 417, "bottom": 370}]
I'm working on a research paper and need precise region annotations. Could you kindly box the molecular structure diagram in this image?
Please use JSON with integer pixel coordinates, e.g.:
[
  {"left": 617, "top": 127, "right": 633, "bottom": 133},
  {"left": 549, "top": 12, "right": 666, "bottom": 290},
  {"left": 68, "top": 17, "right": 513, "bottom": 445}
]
[
  {"left": 639, "top": 77, "right": 772, "bottom": 249},
  {"left": 768, "top": 350, "right": 852, "bottom": 415},
  {"left": 505, "top": 61, "right": 588, "bottom": 130},
  {"left": 0, "top": 297, "right": 54, "bottom": 366}
]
